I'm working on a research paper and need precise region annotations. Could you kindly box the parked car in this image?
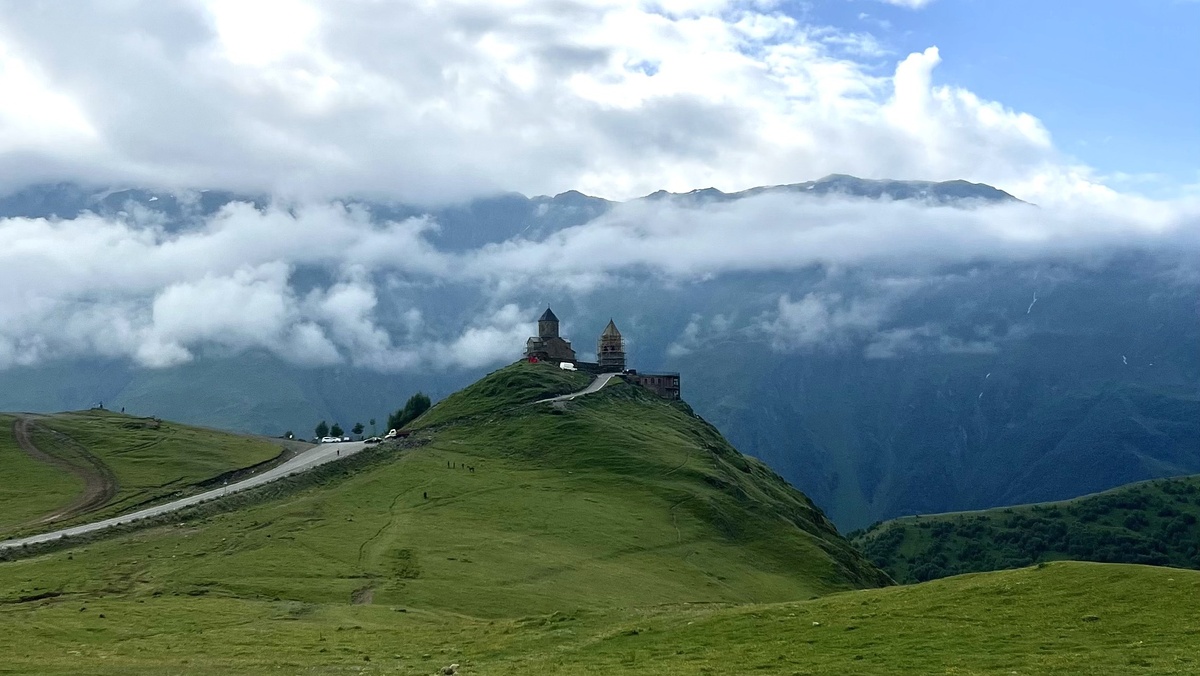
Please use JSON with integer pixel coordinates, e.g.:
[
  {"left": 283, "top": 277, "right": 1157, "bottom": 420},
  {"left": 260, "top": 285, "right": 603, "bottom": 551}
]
[
  {"left": 559, "top": 362, "right": 576, "bottom": 371},
  {"left": 341, "top": 436, "right": 351, "bottom": 442},
  {"left": 319, "top": 436, "right": 340, "bottom": 443},
  {"left": 364, "top": 436, "right": 383, "bottom": 444}
]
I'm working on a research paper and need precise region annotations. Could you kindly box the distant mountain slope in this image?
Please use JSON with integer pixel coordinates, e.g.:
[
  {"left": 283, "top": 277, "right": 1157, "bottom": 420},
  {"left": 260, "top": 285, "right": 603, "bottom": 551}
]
[
  {"left": 675, "top": 254, "right": 1200, "bottom": 530},
  {"left": 852, "top": 475, "right": 1200, "bottom": 583}
]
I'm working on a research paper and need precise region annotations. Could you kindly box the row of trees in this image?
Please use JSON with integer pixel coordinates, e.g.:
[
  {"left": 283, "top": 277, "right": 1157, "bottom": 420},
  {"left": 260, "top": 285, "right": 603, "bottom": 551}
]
[
  {"left": 314, "top": 420, "right": 351, "bottom": 439},
  {"left": 310, "top": 392, "right": 431, "bottom": 441}
]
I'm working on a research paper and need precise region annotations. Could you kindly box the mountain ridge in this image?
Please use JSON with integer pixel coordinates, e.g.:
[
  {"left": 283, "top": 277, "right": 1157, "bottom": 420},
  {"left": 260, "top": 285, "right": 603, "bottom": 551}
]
[
  {"left": 853, "top": 473, "right": 1200, "bottom": 583},
  {"left": 0, "top": 174, "right": 1022, "bottom": 221}
]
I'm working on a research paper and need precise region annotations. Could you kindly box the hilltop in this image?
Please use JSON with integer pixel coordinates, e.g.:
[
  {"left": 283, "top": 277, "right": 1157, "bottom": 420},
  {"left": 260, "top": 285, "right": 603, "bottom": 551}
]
[{"left": 853, "top": 475, "right": 1200, "bottom": 583}]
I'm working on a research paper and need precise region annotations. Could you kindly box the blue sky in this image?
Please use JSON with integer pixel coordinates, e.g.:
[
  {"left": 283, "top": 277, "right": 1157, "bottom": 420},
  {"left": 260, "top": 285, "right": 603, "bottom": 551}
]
[{"left": 805, "top": 0, "right": 1200, "bottom": 194}]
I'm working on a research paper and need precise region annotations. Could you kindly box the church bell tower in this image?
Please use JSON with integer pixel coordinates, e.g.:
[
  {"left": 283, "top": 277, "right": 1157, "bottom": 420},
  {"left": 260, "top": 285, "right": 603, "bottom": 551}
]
[
  {"left": 538, "top": 307, "right": 560, "bottom": 338},
  {"left": 597, "top": 319, "right": 626, "bottom": 372}
]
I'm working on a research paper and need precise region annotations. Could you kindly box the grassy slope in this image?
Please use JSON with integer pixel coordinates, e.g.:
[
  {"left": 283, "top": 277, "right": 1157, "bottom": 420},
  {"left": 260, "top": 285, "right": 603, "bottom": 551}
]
[
  {"left": 0, "top": 410, "right": 288, "bottom": 538},
  {"left": 852, "top": 475, "right": 1200, "bottom": 583},
  {"left": 3, "top": 363, "right": 1196, "bottom": 673},
  {"left": 0, "top": 362, "right": 889, "bottom": 668},
  {"left": 410, "top": 361, "right": 592, "bottom": 428},
  {"left": 0, "top": 414, "right": 85, "bottom": 533},
  {"left": 0, "top": 562, "right": 1195, "bottom": 674}
]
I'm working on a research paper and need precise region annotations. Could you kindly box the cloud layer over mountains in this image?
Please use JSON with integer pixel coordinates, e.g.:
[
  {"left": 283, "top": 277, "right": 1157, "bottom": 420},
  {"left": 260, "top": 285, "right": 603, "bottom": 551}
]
[
  {"left": 1, "top": 1, "right": 1197, "bottom": 373},
  {"left": 1, "top": 189, "right": 1196, "bottom": 371}
]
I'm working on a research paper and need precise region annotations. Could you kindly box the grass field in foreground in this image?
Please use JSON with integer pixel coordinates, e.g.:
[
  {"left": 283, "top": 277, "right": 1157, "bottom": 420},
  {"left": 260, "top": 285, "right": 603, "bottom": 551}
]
[
  {"left": 0, "top": 562, "right": 1195, "bottom": 674},
  {"left": 0, "top": 410, "right": 291, "bottom": 538}
]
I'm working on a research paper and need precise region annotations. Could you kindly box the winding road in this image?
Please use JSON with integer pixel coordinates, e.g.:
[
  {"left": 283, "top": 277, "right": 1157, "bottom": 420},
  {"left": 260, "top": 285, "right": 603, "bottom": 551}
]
[
  {"left": 1, "top": 371, "right": 620, "bottom": 553},
  {"left": 536, "top": 372, "right": 623, "bottom": 403}
]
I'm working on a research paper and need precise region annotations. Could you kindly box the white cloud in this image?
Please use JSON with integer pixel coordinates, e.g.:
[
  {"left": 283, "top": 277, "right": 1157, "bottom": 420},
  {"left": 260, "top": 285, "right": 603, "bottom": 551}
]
[
  {"left": 875, "top": 0, "right": 936, "bottom": 9},
  {"left": 0, "top": 0, "right": 1103, "bottom": 203},
  {"left": 761, "top": 292, "right": 891, "bottom": 351},
  {"left": 460, "top": 191, "right": 1200, "bottom": 289},
  {"left": 864, "top": 324, "right": 1000, "bottom": 359},
  {"left": 439, "top": 304, "right": 536, "bottom": 369}
]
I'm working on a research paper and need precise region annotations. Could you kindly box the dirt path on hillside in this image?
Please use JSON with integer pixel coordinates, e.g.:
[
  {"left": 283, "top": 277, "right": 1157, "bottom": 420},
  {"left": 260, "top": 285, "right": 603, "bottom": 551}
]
[{"left": 12, "top": 416, "right": 118, "bottom": 525}]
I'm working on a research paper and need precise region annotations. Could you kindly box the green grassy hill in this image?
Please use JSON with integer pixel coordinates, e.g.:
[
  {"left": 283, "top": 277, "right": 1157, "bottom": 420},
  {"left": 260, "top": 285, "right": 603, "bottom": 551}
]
[
  {"left": 852, "top": 475, "right": 1200, "bottom": 583},
  {"left": 0, "top": 410, "right": 290, "bottom": 538},
  {"left": 2, "top": 363, "right": 1198, "bottom": 673}
]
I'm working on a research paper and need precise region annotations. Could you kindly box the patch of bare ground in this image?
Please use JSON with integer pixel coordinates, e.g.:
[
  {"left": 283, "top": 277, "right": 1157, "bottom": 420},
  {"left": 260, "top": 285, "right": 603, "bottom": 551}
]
[
  {"left": 12, "top": 416, "right": 118, "bottom": 525},
  {"left": 351, "top": 585, "right": 375, "bottom": 605}
]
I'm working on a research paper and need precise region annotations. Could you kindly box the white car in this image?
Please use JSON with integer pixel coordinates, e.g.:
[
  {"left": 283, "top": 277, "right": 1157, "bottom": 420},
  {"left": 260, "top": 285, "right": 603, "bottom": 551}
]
[{"left": 320, "top": 436, "right": 340, "bottom": 443}]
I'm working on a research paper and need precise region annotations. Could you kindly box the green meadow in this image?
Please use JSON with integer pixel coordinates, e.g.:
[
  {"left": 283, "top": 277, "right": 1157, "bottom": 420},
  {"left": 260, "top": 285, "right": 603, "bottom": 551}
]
[{"left": 1, "top": 362, "right": 1197, "bottom": 674}]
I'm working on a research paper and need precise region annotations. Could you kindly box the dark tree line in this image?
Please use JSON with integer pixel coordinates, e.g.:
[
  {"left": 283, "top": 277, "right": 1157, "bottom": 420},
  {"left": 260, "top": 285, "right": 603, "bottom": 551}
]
[{"left": 388, "top": 392, "right": 431, "bottom": 431}]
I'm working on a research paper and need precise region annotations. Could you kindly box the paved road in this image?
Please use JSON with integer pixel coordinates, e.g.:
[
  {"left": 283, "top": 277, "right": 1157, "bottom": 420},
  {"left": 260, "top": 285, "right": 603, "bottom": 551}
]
[
  {"left": 0, "top": 440, "right": 368, "bottom": 551},
  {"left": 536, "top": 372, "right": 623, "bottom": 404}
]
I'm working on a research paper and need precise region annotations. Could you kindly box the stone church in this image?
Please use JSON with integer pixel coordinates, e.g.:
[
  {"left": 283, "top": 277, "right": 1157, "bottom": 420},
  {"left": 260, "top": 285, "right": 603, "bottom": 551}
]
[
  {"left": 524, "top": 308, "right": 578, "bottom": 363},
  {"left": 524, "top": 308, "right": 680, "bottom": 400}
]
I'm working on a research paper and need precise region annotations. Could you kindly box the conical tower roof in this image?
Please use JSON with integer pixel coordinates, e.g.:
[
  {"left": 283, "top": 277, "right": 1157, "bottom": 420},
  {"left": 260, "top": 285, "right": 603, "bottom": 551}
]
[
  {"left": 539, "top": 307, "right": 559, "bottom": 322},
  {"left": 601, "top": 319, "right": 621, "bottom": 337}
]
